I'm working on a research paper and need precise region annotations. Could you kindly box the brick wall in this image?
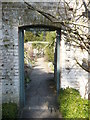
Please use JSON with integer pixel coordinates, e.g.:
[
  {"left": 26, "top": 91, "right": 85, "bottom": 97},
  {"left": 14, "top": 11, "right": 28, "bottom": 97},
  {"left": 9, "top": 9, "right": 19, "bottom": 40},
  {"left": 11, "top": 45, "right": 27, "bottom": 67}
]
[
  {"left": 1, "top": 2, "right": 61, "bottom": 104},
  {"left": 1, "top": 1, "right": 89, "bottom": 105},
  {"left": 60, "top": 38, "right": 88, "bottom": 98}
]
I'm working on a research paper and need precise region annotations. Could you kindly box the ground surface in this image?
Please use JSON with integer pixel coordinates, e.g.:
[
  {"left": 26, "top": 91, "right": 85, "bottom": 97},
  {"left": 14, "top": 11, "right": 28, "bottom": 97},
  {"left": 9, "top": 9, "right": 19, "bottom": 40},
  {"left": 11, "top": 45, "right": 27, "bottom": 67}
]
[{"left": 20, "top": 57, "right": 62, "bottom": 118}]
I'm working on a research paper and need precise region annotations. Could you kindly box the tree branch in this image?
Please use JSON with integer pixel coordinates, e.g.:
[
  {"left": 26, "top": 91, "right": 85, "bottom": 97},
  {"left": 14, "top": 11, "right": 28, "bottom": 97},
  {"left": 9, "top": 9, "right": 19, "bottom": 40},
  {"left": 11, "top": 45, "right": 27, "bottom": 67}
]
[
  {"left": 75, "top": 58, "right": 90, "bottom": 73},
  {"left": 24, "top": 1, "right": 57, "bottom": 22},
  {"left": 23, "top": 0, "right": 90, "bottom": 72}
]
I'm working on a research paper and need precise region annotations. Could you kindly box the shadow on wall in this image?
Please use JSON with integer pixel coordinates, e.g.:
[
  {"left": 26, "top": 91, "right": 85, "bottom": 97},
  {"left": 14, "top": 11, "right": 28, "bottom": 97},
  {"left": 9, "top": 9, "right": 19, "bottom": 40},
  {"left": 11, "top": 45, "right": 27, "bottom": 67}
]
[{"left": 61, "top": 68, "right": 88, "bottom": 99}]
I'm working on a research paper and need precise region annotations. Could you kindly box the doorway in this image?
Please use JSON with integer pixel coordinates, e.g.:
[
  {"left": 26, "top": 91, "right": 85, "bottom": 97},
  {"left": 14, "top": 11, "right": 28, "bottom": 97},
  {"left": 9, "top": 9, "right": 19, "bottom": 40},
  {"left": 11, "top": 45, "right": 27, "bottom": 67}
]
[{"left": 19, "top": 25, "right": 61, "bottom": 107}]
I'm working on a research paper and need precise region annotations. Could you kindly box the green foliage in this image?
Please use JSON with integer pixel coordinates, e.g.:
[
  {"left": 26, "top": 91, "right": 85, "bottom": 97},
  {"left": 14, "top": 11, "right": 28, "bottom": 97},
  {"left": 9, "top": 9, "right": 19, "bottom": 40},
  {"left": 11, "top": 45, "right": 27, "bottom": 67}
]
[
  {"left": 24, "top": 44, "right": 33, "bottom": 85},
  {"left": 24, "top": 31, "right": 44, "bottom": 43},
  {"left": 89, "top": 100, "right": 90, "bottom": 119},
  {"left": 58, "top": 87, "right": 88, "bottom": 118},
  {"left": 24, "top": 31, "right": 45, "bottom": 55},
  {"left": 2, "top": 103, "right": 18, "bottom": 119},
  {"left": 24, "top": 31, "right": 56, "bottom": 63},
  {"left": 48, "top": 62, "right": 54, "bottom": 71},
  {"left": 32, "top": 43, "right": 45, "bottom": 51},
  {"left": 45, "top": 31, "right": 56, "bottom": 63}
]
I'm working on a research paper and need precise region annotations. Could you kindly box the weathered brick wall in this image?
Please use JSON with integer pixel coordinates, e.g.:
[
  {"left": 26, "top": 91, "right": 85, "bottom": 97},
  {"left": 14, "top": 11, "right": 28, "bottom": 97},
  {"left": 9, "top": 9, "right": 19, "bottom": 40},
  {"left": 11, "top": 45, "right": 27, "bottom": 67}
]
[
  {"left": 1, "top": 2, "right": 61, "bottom": 104},
  {"left": 2, "top": 3, "right": 20, "bottom": 104},
  {"left": 1, "top": 1, "right": 89, "bottom": 105},
  {"left": 60, "top": 0, "right": 89, "bottom": 99},
  {"left": 60, "top": 38, "right": 88, "bottom": 98}
]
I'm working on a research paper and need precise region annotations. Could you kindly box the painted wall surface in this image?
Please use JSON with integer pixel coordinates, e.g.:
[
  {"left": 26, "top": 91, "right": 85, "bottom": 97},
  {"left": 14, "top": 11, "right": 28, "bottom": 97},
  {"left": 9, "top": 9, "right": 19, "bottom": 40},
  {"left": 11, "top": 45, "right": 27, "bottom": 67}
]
[{"left": 1, "top": 1, "right": 89, "bottom": 104}]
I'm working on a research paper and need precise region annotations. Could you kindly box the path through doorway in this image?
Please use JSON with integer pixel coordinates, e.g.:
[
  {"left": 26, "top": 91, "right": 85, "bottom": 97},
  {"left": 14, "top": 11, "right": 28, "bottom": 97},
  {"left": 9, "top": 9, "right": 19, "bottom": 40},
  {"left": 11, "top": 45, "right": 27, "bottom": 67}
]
[
  {"left": 20, "top": 57, "right": 62, "bottom": 118},
  {"left": 19, "top": 25, "right": 61, "bottom": 118}
]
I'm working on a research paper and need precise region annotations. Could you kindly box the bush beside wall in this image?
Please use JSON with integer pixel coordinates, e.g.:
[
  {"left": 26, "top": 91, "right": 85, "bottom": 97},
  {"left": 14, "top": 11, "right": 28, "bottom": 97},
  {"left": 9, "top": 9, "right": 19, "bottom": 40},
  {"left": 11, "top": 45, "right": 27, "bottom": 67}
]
[{"left": 58, "top": 87, "right": 88, "bottom": 118}]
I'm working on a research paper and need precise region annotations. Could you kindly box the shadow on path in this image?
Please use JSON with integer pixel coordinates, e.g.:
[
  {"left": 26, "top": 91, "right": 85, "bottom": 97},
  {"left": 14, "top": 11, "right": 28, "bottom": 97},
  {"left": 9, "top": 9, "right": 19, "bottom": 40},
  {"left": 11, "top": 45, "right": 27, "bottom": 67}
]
[{"left": 20, "top": 58, "right": 62, "bottom": 118}]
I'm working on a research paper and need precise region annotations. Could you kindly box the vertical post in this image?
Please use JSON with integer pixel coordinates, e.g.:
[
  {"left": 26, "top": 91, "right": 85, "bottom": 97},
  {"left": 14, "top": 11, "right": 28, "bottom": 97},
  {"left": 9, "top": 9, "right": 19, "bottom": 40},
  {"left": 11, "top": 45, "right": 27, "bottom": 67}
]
[
  {"left": 19, "top": 28, "right": 25, "bottom": 107},
  {"left": 54, "top": 40, "right": 57, "bottom": 83},
  {"left": 56, "top": 29, "right": 61, "bottom": 96},
  {"left": 0, "top": 2, "right": 2, "bottom": 119}
]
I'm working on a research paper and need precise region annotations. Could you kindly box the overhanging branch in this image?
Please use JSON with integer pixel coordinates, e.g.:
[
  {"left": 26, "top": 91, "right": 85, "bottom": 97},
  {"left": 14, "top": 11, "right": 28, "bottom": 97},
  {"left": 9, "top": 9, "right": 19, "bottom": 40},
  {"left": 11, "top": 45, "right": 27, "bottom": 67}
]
[
  {"left": 75, "top": 58, "right": 90, "bottom": 73},
  {"left": 24, "top": 1, "right": 57, "bottom": 22}
]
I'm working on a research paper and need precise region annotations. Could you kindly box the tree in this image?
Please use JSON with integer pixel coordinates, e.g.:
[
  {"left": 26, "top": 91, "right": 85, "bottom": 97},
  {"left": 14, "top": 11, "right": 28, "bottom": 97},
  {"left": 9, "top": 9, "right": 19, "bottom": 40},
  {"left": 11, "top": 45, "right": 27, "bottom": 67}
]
[
  {"left": 24, "top": 31, "right": 44, "bottom": 42},
  {"left": 24, "top": 0, "right": 90, "bottom": 73}
]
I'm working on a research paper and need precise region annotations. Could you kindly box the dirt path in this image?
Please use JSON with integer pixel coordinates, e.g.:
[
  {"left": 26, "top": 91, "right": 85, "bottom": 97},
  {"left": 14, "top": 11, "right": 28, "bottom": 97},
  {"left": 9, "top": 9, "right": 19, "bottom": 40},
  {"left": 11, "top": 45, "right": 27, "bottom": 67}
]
[{"left": 20, "top": 57, "right": 62, "bottom": 118}]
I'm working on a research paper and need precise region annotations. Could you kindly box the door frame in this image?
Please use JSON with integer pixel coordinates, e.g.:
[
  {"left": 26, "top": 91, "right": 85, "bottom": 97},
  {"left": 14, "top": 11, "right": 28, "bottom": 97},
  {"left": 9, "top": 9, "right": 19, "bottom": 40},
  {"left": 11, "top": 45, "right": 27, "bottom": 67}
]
[
  {"left": 19, "top": 26, "right": 61, "bottom": 107},
  {"left": 19, "top": 28, "right": 25, "bottom": 107}
]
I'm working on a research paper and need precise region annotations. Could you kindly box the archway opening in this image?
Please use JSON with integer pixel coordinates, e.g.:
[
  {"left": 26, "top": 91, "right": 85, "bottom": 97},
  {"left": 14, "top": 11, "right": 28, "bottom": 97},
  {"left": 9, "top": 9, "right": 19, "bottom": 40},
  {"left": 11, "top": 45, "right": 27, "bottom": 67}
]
[{"left": 19, "top": 25, "right": 61, "bottom": 108}]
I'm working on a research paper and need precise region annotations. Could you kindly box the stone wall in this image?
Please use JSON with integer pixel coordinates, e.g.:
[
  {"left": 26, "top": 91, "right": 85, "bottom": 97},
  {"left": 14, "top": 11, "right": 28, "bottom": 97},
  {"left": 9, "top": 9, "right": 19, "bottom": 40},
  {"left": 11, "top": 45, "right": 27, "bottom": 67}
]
[
  {"left": 60, "top": 38, "right": 88, "bottom": 98},
  {"left": 1, "top": 2, "right": 61, "bottom": 104},
  {"left": 1, "top": 1, "right": 89, "bottom": 105},
  {"left": 2, "top": 3, "right": 20, "bottom": 104},
  {"left": 60, "top": 0, "right": 89, "bottom": 99}
]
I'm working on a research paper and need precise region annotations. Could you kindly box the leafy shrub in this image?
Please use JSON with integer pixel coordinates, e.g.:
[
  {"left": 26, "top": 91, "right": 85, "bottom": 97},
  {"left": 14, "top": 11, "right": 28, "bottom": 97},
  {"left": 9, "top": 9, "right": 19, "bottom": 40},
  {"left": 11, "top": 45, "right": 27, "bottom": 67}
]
[
  {"left": 45, "top": 31, "right": 56, "bottom": 63},
  {"left": 2, "top": 103, "right": 18, "bottom": 119},
  {"left": 24, "top": 31, "right": 44, "bottom": 42},
  {"left": 89, "top": 100, "right": 90, "bottom": 119},
  {"left": 58, "top": 87, "right": 88, "bottom": 118}
]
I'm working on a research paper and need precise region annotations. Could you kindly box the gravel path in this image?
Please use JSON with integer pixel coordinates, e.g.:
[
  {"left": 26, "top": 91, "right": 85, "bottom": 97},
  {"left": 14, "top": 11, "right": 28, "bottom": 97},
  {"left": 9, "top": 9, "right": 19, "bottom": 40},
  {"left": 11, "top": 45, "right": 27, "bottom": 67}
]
[{"left": 20, "top": 57, "right": 62, "bottom": 118}]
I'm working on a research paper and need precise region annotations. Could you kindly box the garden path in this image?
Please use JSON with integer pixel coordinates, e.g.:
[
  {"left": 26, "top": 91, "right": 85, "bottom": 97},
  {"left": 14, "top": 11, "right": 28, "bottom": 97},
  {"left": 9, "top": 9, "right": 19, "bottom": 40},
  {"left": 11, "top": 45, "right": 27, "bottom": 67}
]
[{"left": 20, "top": 57, "right": 62, "bottom": 118}]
